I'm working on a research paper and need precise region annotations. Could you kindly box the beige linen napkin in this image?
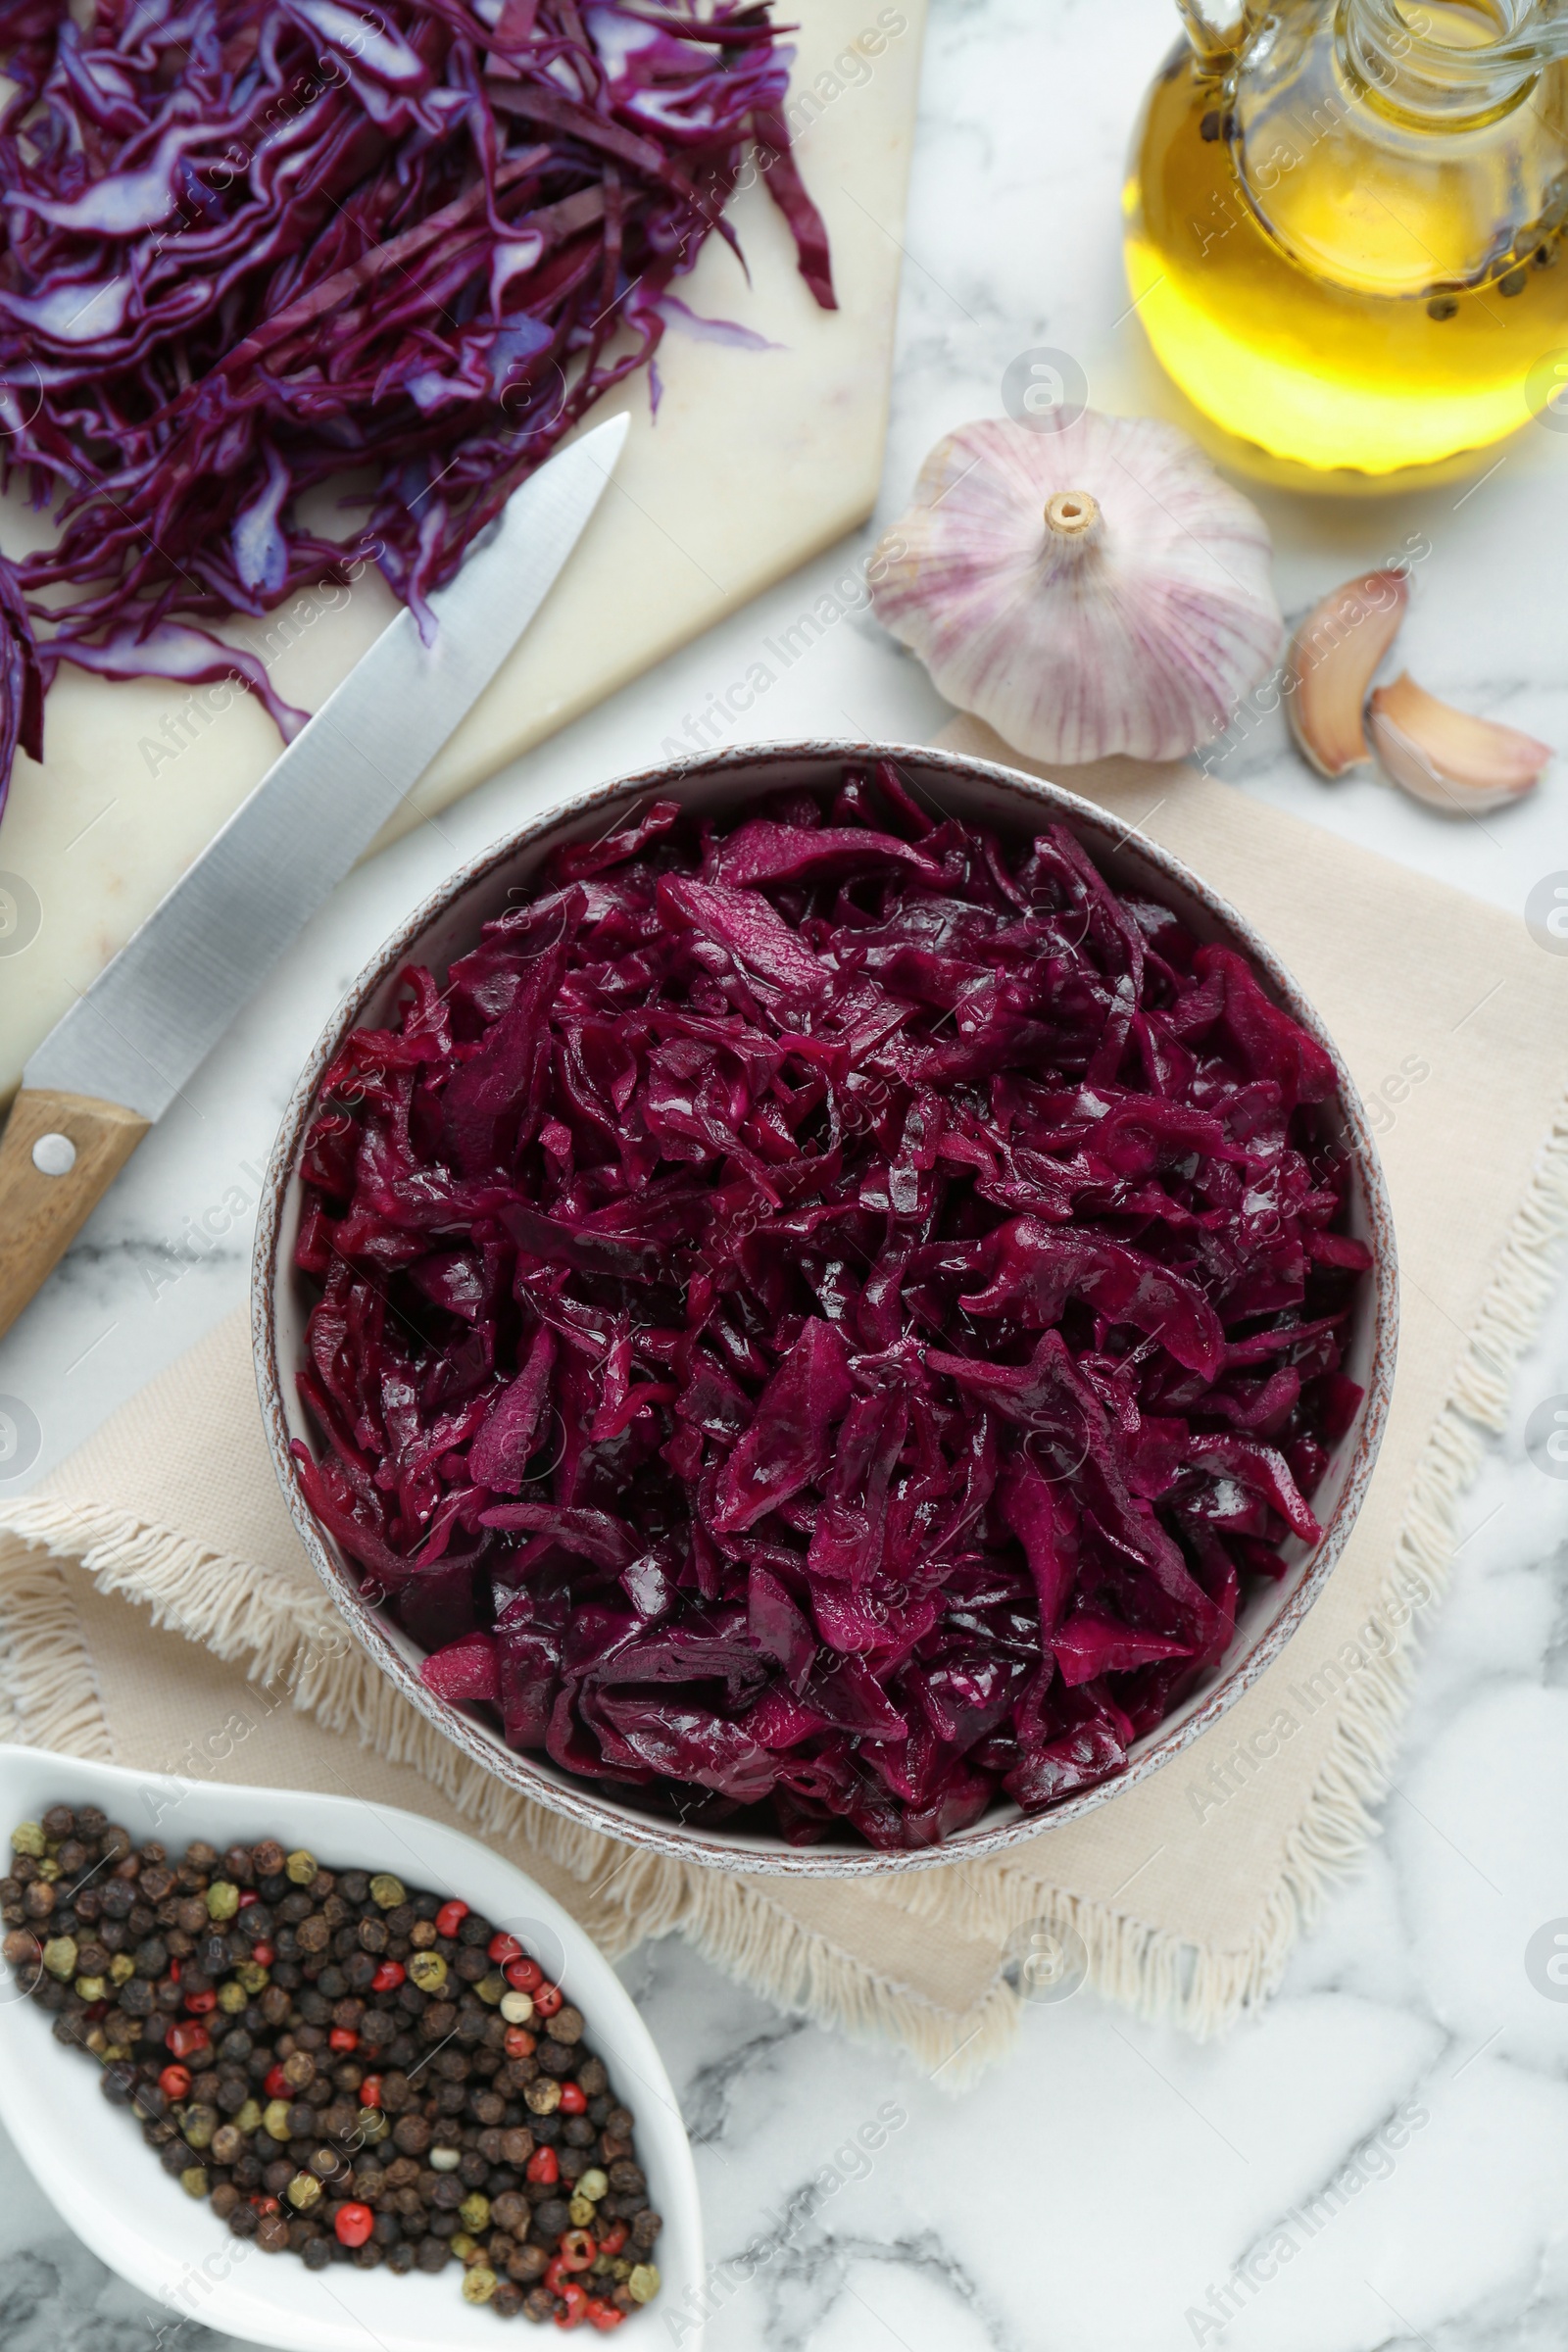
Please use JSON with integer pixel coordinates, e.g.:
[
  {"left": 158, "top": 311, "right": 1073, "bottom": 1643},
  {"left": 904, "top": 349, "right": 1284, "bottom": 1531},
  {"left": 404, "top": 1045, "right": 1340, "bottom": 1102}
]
[{"left": 4, "top": 722, "right": 1566, "bottom": 2082}]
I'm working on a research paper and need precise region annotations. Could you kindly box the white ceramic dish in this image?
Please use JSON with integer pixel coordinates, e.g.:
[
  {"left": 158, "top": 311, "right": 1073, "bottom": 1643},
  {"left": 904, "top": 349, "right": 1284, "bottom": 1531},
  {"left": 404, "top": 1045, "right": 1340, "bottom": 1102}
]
[{"left": 0, "top": 1747, "right": 703, "bottom": 2351}]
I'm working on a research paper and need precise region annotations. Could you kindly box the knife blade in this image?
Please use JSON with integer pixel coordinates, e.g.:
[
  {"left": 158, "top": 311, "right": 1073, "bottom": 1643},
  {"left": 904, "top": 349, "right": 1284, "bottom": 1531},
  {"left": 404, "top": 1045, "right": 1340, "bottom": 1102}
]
[{"left": 0, "top": 411, "right": 628, "bottom": 1340}]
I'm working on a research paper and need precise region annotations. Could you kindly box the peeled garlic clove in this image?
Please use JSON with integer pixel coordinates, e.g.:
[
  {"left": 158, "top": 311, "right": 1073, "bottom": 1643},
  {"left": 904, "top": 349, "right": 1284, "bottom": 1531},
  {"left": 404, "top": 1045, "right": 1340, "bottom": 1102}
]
[
  {"left": 869, "top": 412, "right": 1282, "bottom": 765},
  {"left": 1285, "top": 569, "right": 1409, "bottom": 777},
  {"left": 1367, "top": 672, "right": 1550, "bottom": 815}
]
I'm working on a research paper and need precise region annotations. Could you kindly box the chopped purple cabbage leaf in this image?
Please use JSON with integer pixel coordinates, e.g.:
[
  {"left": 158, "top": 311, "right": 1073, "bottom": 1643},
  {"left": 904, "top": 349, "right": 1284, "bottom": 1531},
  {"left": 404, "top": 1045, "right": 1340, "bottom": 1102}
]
[
  {"left": 0, "top": 0, "right": 833, "bottom": 823},
  {"left": 291, "top": 765, "right": 1370, "bottom": 1850}
]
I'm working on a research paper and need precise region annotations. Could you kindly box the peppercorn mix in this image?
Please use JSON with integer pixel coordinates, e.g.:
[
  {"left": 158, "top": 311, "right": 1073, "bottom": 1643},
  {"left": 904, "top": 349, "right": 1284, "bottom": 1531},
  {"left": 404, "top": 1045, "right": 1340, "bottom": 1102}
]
[{"left": 1, "top": 1807, "right": 662, "bottom": 2328}]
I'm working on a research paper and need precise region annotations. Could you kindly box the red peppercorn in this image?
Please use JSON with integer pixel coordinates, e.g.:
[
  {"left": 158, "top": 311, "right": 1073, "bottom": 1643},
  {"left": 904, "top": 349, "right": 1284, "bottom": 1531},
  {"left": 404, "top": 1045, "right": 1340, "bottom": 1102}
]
[
  {"left": 166, "top": 2020, "right": 210, "bottom": 2060},
  {"left": 504, "top": 1955, "right": 543, "bottom": 1992},
  {"left": 556, "top": 2281, "right": 589, "bottom": 2328},
  {"left": 558, "top": 2082, "right": 587, "bottom": 2115},
  {"left": 254, "top": 2195, "right": 280, "bottom": 2215},
  {"left": 370, "top": 1959, "right": 405, "bottom": 1993},
  {"left": 264, "top": 2063, "right": 290, "bottom": 2099},
  {"left": 167, "top": 1958, "right": 181, "bottom": 1982},
  {"left": 585, "top": 2303, "right": 624, "bottom": 2333},
  {"left": 159, "top": 2064, "right": 192, "bottom": 2101},
  {"left": 434, "top": 1899, "right": 467, "bottom": 1937},
  {"left": 597, "top": 2223, "right": 627, "bottom": 2257},
  {"left": 249, "top": 1940, "right": 275, "bottom": 1966},
  {"left": 504, "top": 2026, "right": 536, "bottom": 2059},
  {"left": 328, "top": 2027, "right": 359, "bottom": 2052},
  {"left": 524, "top": 2145, "right": 559, "bottom": 2186},
  {"left": 488, "top": 1932, "right": 523, "bottom": 1965},
  {"left": 557, "top": 2230, "right": 595, "bottom": 2273},
  {"left": 334, "top": 2203, "right": 374, "bottom": 2248},
  {"left": 358, "top": 2075, "right": 383, "bottom": 2108},
  {"left": 543, "top": 2255, "right": 570, "bottom": 2296},
  {"left": 533, "top": 1982, "right": 564, "bottom": 2018},
  {"left": 237, "top": 1889, "right": 258, "bottom": 1909},
  {"left": 183, "top": 1987, "right": 218, "bottom": 2015}
]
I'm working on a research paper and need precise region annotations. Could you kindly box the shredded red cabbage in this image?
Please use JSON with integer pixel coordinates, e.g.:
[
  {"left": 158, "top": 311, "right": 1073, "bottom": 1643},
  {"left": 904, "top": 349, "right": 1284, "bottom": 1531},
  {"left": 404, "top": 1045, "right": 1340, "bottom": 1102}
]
[
  {"left": 290, "top": 766, "right": 1370, "bottom": 1849},
  {"left": 0, "top": 0, "right": 832, "bottom": 820}
]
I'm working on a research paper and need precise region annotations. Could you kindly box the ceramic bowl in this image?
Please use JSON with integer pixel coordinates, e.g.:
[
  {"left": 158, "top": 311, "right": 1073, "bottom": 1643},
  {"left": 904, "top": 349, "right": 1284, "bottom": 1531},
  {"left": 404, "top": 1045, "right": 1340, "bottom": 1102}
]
[
  {"left": 0, "top": 1746, "right": 703, "bottom": 2351},
  {"left": 254, "top": 741, "right": 1397, "bottom": 1878}
]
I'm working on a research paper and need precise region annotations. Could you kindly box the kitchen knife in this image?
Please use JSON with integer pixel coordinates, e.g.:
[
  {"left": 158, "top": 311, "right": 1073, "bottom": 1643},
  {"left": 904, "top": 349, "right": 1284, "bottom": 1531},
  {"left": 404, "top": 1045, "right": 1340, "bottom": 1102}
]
[{"left": 0, "top": 412, "right": 629, "bottom": 1341}]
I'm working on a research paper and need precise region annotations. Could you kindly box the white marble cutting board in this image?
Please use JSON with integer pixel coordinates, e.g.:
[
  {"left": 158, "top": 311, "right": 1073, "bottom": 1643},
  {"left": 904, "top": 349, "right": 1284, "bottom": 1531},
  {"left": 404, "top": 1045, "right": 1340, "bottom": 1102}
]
[{"left": 0, "top": 0, "right": 925, "bottom": 1100}]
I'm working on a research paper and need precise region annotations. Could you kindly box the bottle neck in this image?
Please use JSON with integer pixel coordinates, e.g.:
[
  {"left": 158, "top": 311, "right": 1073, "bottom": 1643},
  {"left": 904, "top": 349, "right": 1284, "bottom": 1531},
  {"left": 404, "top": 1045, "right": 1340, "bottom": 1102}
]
[{"left": 1339, "top": 0, "right": 1555, "bottom": 128}]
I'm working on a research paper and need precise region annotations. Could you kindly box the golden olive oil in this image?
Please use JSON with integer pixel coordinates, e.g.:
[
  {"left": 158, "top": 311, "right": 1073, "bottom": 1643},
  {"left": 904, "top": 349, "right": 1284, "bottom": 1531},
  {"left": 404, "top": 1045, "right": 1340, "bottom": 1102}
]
[{"left": 1125, "top": 16, "right": 1568, "bottom": 475}]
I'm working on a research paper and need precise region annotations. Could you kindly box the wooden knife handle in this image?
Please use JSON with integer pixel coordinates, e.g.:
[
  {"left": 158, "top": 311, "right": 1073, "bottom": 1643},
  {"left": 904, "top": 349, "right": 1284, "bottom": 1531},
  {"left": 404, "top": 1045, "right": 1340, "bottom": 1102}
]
[{"left": 0, "top": 1089, "right": 151, "bottom": 1340}]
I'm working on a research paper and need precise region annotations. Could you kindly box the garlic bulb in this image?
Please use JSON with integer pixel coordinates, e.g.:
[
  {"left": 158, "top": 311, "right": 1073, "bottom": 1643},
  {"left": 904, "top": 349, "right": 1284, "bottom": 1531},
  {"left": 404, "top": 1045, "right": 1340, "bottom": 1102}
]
[
  {"left": 869, "top": 412, "right": 1283, "bottom": 764},
  {"left": 1367, "top": 673, "right": 1550, "bottom": 815}
]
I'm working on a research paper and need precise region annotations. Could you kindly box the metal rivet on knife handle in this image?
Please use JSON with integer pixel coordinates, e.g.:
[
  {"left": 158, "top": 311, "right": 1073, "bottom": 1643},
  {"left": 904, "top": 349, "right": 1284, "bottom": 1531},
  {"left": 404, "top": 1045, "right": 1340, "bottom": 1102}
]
[
  {"left": 30, "top": 1133, "right": 76, "bottom": 1177},
  {"left": 0, "top": 1091, "right": 151, "bottom": 1342}
]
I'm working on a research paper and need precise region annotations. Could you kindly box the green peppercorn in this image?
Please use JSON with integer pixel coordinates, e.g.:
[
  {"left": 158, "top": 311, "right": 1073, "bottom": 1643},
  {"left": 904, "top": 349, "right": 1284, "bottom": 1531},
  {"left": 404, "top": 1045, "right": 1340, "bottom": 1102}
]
[
  {"left": 217, "top": 1979, "right": 248, "bottom": 2014},
  {"left": 233, "top": 1958, "right": 270, "bottom": 1995},
  {"left": 473, "top": 1973, "right": 506, "bottom": 2005},
  {"left": 235, "top": 2098, "right": 262, "bottom": 2133},
  {"left": 576, "top": 2167, "right": 609, "bottom": 2203},
  {"left": 35, "top": 1858, "right": 60, "bottom": 1883},
  {"left": 627, "top": 2264, "right": 661, "bottom": 2305},
  {"left": 179, "top": 2169, "right": 210, "bottom": 2200},
  {"left": 449, "top": 2233, "right": 477, "bottom": 2261},
  {"left": 368, "top": 1874, "right": 405, "bottom": 1911},
  {"left": 109, "top": 1953, "right": 135, "bottom": 1985},
  {"left": 41, "top": 1936, "right": 77, "bottom": 1981},
  {"left": 73, "top": 1975, "right": 107, "bottom": 2002},
  {"left": 285, "top": 2171, "right": 322, "bottom": 2210},
  {"left": 264, "top": 2097, "right": 292, "bottom": 2141},
  {"left": 284, "top": 1850, "right": 317, "bottom": 1886},
  {"left": 407, "top": 1950, "right": 447, "bottom": 1994},
  {"left": 458, "top": 2192, "right": 490, "bottom": 2232},
  {"left": 568, "top": 2193, "right": 595, "bottom": 2228},
  {"left": 181, "top": 2103, "right": 218, "bottom": 2150},
  {"left": 10, "top": 1824, "right": 45, "bottom": 1858},
  {"left": 205, "top": 1880, "right": 239, "bottom": 1921},
  {"left": 461, "top": 2266, "right": 498, "bottom": 2304}
]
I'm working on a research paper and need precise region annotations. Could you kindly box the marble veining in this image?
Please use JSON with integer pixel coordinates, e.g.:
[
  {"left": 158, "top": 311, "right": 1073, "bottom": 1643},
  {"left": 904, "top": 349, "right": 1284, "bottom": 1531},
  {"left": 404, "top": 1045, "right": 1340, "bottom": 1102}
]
[{"left": 4, "top": 0, "right": 1568, "bottom": 2343}]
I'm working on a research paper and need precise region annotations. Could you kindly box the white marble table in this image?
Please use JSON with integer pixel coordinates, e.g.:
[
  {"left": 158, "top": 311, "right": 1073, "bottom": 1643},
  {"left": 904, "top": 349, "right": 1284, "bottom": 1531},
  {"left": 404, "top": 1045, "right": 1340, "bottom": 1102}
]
[{"left": 4, "top": 2, "right": 1568, "bottom": 2346}]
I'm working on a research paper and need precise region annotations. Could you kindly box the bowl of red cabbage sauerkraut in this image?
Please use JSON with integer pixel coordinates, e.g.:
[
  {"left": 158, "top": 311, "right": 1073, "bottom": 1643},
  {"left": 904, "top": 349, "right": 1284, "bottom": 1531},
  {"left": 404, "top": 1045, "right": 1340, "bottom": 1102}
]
[{"left": 255, "top": 744, "right": 1396, "bottom": 1871}]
